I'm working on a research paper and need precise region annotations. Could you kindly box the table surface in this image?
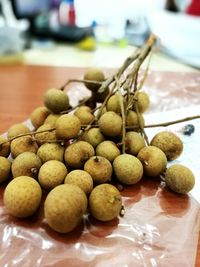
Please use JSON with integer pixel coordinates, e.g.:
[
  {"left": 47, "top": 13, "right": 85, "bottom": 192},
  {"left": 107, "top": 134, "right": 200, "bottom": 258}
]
[{"left": 0, "top": 65, "right": 199, "bottom": 266}]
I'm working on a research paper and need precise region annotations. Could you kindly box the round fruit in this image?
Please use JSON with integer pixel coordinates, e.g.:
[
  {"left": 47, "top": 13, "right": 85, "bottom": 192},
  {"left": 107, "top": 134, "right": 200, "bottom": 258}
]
[
  {"left": 99, "top": 111, "right": 122, "bottom": 137},
  {"left": 106, "top": 95, "right": 121, "bottom": 114},
  {"left": 82, "top": 128, "right": 105, "bottom": 148},
  {"left": 44, "top": 88, "right": 69, "bottom": 113},
  {"left": 74, "top": 106, "right": 94, "bottom": 124},
  {"left": 7, "top": 123, "right": 30, "bottom": 139},
  {"left": 10, "top": 136, "right": 38, "bottom": 158},
  {"left": 0, "top": 156, "right": 11, "bottom": 183},
  {"left": 30, "top": 106, "right": 50, "bottom": 129},
  {"left": 37, "top": 143, "right": 64, "bottom": 163},
  {"left": 35, "top": 124, "right": 57, "bottom": 145},
  {"left": 44, "top": 184, "right": 87, "bottom": 233},
  {"left": 125, "top": 131, "right": 145, "bottom": 155},
  {"left": 84, "top": 68, "right": 105, "bottom": 92},
  {"left": 134, "top": 91, "right": 150, "bottom": 113},
  {"left": 89, "top": 184, "right": 122, "bottom": 221},
  {"left": 96, "top": 140, "right": 120, "bottom": 162},
  {"left": 126, "top": 111, "right": 145, "bottom": 129},
  {"left": 4, "top": 176, "right": 42, "bottom": 218},
  {"left": 44, "top": 114, "right": 61, "bottom": 127},
  {"left": 56, "top": 114, "right": 81, "bottom": 140},
  {"left": 0, "top": 136, "right": 10, "bottom": 157}
]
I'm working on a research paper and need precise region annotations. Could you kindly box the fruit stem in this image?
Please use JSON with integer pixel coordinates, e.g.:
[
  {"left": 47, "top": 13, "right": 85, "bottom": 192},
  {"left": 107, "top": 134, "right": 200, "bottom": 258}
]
[{"left": 59, "top": 79, "right": 103, "bottom": 91}]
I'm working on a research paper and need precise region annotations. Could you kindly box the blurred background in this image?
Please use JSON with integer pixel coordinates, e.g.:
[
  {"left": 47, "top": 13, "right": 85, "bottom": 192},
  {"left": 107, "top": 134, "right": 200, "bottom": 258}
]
[{"left": 0, "top": 0, "right": 199, "bottom": 68}]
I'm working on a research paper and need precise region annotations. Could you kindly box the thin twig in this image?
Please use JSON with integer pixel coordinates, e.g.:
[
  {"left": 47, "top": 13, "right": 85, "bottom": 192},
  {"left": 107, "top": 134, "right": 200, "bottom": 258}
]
[{"left": 60, "top": 79, "right": 103, "bottom": 91}]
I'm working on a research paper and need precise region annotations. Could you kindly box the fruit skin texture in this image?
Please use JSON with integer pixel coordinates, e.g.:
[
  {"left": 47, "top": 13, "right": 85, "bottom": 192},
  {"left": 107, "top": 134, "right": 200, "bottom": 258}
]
[
  {"left": 44, "top": 184, "right": 87, "bottom": 233},
  {"left": 113, "top": 154, "right": 143, "bottom": 185},
  {"left": 12, "top": 152, "right": 42, "bottom": 178},
  {"left": 135, "top": 91, "right": 150, "bottom": 113},
  {"left": 126, "top": 111, "right": 145, "bottom": 129},
  {"left": 165, "top": 164, "right": 195, "bottom": 194},
  {"left": 125, "top": 131, "right": 145, "bottom": 156},
  {"left": 44, "top": 114, "right": 61, "bottom": 127},
  {"left": 137, "top": 146, "right": 167, "bottom": 177},
  {"left": 106, "top": 95, "right": 121, "bottom": 114},
  {"left": 7, "top": 123, "right": 30, "bottom": 139},
  {"left": 96, "top": 140, "right": 120, "bottom": 162},
  {"left": 56, "top": 114, "right": 81, "bottom": 140},
  {"left": 84, "top": 156, "right": 112, "bottom": 184},
  {"left": 150, "top": 131, "right": 183, "bottom": 161},
  {"left": 37, "top": 143, "right": 64, "bottom": 163},
  {"left": 35, "top": 124, "right": 57, "bottom": 145},
  {"left": 82, "top": 128, "right": 105, "bottom": 148},
  {"left": 64, "top": 170, "right": 93, "bottom": 195},
  {"left": 3, "top": 176, "right": 42, "bottom": 218},
  {"left": 99, "top": 111, "right": 122, "bottom": 137},
  {"left": 74, "top": 106, "right": 94, "bottom": 125},
  {"left": 38, "top": 160, "right": 68, "bottom": 191},
  {"left": 0, "top": 136, "right": 10, "bottom": 157},
  {"left": 0, "top": 156, "right": 11, "bottom": 183},
  {"left": 84, "top": 68, "right": 105, "bottom": 92},
  {"left": 89, "top": 184, "right": 122, "bottom": 222},
  {"left": 44, "top": 88, "right": 69, "bottom": 114},
  {"left": 10, "top": 136, "right": 38, "bottom": 158},
  {"left": 30, "top": 106, "right": 50, "bottom": 129}
]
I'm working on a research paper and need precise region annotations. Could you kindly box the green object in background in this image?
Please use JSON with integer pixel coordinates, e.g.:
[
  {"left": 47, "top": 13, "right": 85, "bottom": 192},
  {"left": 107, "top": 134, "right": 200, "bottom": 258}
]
[{"left": 76, "top": 37, "right": 96, "bottom": 51}]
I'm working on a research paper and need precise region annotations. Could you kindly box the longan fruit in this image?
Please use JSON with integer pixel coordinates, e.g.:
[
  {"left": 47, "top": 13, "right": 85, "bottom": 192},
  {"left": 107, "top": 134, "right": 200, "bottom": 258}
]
[
  {"left": 37, "top": 143, "right": 64, "bottom": 163},
  {"left": 64, "top": 170, "right": 93, "bottom": 195},
  {"left": 11, "top": 136, "right": 38, "bottom": 158},
  {"left": 165, "top": 164, "right": 195, "bottom": 194},
  {"left": 113, "top": 154, "right": 143, "bottom": 184},
  {"left": 126, "top": 110, "right": 145, "bottom": 129},
  {"left": 125, "top": 131, "right": 145, "bottom": 155},
  {"left": 35, "top": 124, "right": 57, "bottom": 145},
  {"left": 0, "top": 136, "right": 10, "bottom": 157},
  {"left": 106, "top": 95, "right": 121, "bottom": 114},
  {"left": 30, "top": 106, "right": 50, "bottom": 129},
  {"left": 11, "top": 152, "right": 42, "bottom": 178},
  {"left": 7, "top": 123, "right": 30, "bottom": 139},
  {"left": 74, "top": 106, "right": 94, "bottom": 124},
  {"left": 38, "top": 160, "right": 68, "bottom": 191},
  {"left": 44, "top": 184, "right": 87, "bottom": 233},
  {"left": 99, "top": 111, "right": 122, "bottom": 137},
  {"left": 96, "top": 141, "right": 120, "bottom": 162},
  {"left": 4, "top": 176, "right": 42, "bottom": 218},
  {"left": 64, "top": 141, "right": 95, "bottom": 169},
  {"left": 84, "top": 68, "right": 105, "bottom": 92},
  {"left": 82, "top": 128, "right": 105, "bottom": 148},
  {"left": 0, "top": 156, "right": 11, "bottom": 183},
  {"left": 89, "top": 184, "right": 122, "bottom": 222},
  {"left": 150, "top": 131, "right": 183, "bottom": 161},
  {"left": 44, "top": 114, "right": 61, "bottom": 127},
  {"left": 56, "top": 114, "right": 81, "bottom": 140},
  {"left": 84, "top": 156, "right": 112, "bottom": 184},
  {"left": 134, "top": 91, "right": 150, "bottom": 113},
  {"left": 137, "top": 146, "right": 167, "bottom": 177},
  {"left": 44, "top": 88, "right": 69, "bottom": 114}
]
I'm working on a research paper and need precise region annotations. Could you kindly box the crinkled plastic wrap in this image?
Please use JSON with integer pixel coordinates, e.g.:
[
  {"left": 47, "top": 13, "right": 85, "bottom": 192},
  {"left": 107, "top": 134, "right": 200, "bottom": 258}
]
[{"left": 0, "top": 70, "right": 200, "bottom": 267}]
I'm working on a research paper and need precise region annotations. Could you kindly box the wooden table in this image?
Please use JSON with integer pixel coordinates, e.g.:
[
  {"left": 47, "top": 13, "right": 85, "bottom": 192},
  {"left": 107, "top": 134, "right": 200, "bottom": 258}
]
[{"left": 0, "top": 65, "right": 199, "bottom": 266}]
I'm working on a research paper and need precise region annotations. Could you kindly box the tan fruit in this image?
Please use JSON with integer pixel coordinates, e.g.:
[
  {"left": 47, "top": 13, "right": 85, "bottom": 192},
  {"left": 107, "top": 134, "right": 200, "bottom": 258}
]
[
  {"left": 126, "top": 110, "right": 145, "bottom": 129},
  {"left": 0, "top": 156, "right": 11, "bottom": 183},
  {"left": 30, "top": 106, "right": 50, "bottom": 129},
  {"left": 44, "top": 88, "right": 69, "bottom": 113},
  {"left": 84, "top": 156, "right": 112, "bottom": 184},
  {"left": 84, "top": 68, "right": 105, "bottom": 92},
  {"left": 96, "top": 141, "right": 120, "bottom": 162},
  {"left": 113, "top": 154, "right": 143, "bottom": 184},
  {"left": 82, "top": 128, "right": 105, "bottom": 148},
  {"left": 134, "top": 91, "right": 150, "bottom": 113},
  {"left": 0, "top": 136, "right": 10, "bottom": 157},
  {"left": 35, "top": 124, "right": 57, "bottom": 145},
  {"left": 38, "top": 160, "right": 68, "bottom": 191},
  {"left": 64, "top": 170, "right": 93, "bottom": 195},
  {"left": 150, "top": 131, "right": 183, "bottom": 161},
  {"left": 74, "top": 106, "right": 94, "bottom": 124},
  {"left": 89, "top": 184, "right": 122, "bottom": 221},
  {"left": 137, "top": 146, "right": 167, "bottom": 177},
  {"left": 125, "top": 131, "right": 145, "bottom": 155},
  {"left": 44, "top": 184, "right": 87, "bottom": 233},
  {"left": 37, "top": 143, "right": 64, "bottom": 163},
  {"left": 3, "top": 176, "right": 42, "bottom": 218},
  {"left": 11, "top": 152, "right": 42, "bottom": 178},
  {"left": 106, "top": 95, "right": 121, "bottom": 114},
  {"left": 11, "top": 136, "right": 38, "bottom": 158},
  {"left": 99, "top": 111, "right": 122, "bottom": 137},
  {"left": 64, "top": 141, "right": 95, "bottom": 169},
  {"left": 44, "top": 114, "right": 61, "bottom": 127},
  {"left": 7, "top": 123, "right": 30, "bottom": 139},
  {"left": 165, "top": 164, "right": 195, "bottom": 194},
  {"left": 56, "top": 114, "right": 81, "bottom": 140}
]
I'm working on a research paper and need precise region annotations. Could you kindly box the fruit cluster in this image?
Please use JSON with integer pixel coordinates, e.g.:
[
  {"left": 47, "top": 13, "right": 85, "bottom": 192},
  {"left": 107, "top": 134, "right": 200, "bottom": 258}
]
[{"left": 0, "top": 35, "right": 195, "bottom": 234}]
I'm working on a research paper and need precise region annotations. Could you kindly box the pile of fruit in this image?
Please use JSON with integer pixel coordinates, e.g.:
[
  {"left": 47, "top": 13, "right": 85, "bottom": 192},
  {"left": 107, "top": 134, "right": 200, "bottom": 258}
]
[{"left": 0, "top": 35, "right": 195, "bottom": 234}]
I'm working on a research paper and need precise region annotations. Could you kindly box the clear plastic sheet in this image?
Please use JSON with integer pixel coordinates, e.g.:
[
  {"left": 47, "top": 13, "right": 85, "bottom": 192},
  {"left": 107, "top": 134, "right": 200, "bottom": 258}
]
[{"left": 0, "top": 70, "right": 200, "bottom": 267}]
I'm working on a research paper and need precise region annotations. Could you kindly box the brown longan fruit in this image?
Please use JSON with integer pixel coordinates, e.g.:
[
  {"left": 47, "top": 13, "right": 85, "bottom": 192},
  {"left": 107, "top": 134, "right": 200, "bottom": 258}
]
[
  {"left": 126, "top": 111, "right": 145, "bottom": 129},
  {"left": 30, "top": 106, "right": 50, "bottom": 129},
  {"left": 106, "top": 95, "right": 121, "bottom": 114},
  {"left": 56, "top": 114, "right": 81, "bottom": 140},
  {"left": 11, "top": 136, "right": 38, "bottom": 158},
  {"left": 82, "top": 128, "right": 105, "bottom": 148},
  {"left": 0, "top": 156, "right": 11, "bottom": 183},
  {"left": 38, "top": 160, "right": 68, "bottom": 191},
  {"left": 74, "top": 106, "right": 94, "bottom": 124},
  {"left": 99, "top": 111, "right": 122, "bottom": 137},
  {"left": 37, "top": 143, "right": 64, "bottom": 163},
  {"left": 44, "top": 88, "right": 69, "bottom": 114},
  {"left": 84, "top": 68, "right": 105, "bottom": 92},
  {"left": 96, "top": 141, "right": 120, "bottom": 162},
  {"left": 7, "top": 123, "right": 30, "bottom": 139},
  {"left": 0, "top": 136, "right": 10, "bottom": 157},
  {"left": 165, "top": 164, "right": 195, "bottom": 194},
  {"left": 64, "top": 141, "right": 95, "bottom": 169},
  {"left": 35, "top": 124, "right": 57, "bottom": 145},
  {"left": 44, "top": 184, "right": 87, "bottom": 233},
  {"left": 44, "top": 114, "right": 61, "bottom": 127},
  {"left": 4, "top": 176, "right": 42, "bottom": 218},
  {"left": 84, "top": 156, "right": 112, "bottom": 184},
  {"left": 134, "top": 91, "right": 150, "bottom": 113},
  {"left": 125, "top": 131, "right": 145, "bottom": 155},
  {"left": 113, "top": 154, "right": 143, "bottom": 184},
  {"left": 150, "top": 131, "right": 183, "bottom": 161},
  {"left": 64, "top": 170, "right": 93, "bottom": 195},
  {"left": 137, "top": 146, "right": 167, "bottom": 177},
  {"left": 11, "top": 152, "right": 42, "bottom": 178},
  {"left": 89, "top": 184, "right": 122, "bottom": 222}
]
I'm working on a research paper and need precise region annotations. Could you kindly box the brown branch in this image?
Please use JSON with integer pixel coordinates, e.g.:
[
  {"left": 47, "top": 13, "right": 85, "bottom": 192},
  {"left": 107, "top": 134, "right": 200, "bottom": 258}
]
[{"left": 60, "top": 79, "right": 103, "bottom": 91}]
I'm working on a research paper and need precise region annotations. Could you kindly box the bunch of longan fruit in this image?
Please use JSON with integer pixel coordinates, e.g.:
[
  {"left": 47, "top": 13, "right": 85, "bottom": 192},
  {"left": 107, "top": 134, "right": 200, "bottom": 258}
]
[{"left": 0, "top": 66, "right": 195, "bottom": 234}]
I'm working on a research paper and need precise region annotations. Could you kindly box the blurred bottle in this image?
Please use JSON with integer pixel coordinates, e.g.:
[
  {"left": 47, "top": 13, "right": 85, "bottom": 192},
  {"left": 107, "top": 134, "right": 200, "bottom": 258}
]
[{"left": 59, "top": 0, "right": 76, "bottom": 26}]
